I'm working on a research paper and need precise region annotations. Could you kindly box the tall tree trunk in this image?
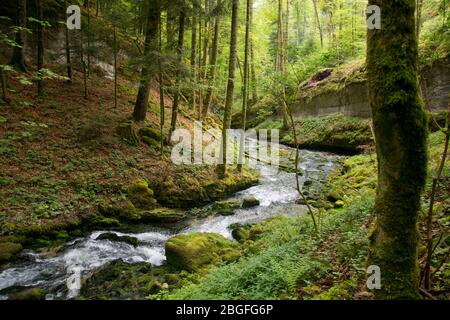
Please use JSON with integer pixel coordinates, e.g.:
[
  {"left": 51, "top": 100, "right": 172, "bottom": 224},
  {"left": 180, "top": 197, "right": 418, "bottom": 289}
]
[
  {"left": 284, "top": 0, "right": 290, "bottom": 64},
  {"left": 80, "top": 27, "right": 88, "bottom": 99},
  {"left": 203, "top": 15, "right": 220, "bottom": 119},
  {"left": 10, "top": 0, "right": 27, "bottom": 71},
  {"left": 113, "top": 25, "right": 117, "bottom": 109},
  {"left": 295, "top": 0, "right": 301, "bottom": 46},
  {"left": 367, "top": 0, "right": 428, "bottom": 300},
  {"left": 36, "top": 0, "right": 44, "bottom": 96},
  {"left": 276, "top": 0, "right": 290, "bottom": 129},
  {"left": 159, "top": 15, "right": 165, "bottom": 155},
  {"left": 191, "top": 5, "right": 198, "bottom": 117},
  {"left": 166, "top": 10, "right": 176, "bottom": 50},
  {"left": 87, "top": 0, "right": 91, "bottom": 77},
  {"left": 65, "top": 1, "right": 72, "bottom": 83},
  {"left": 0, "top": 68, "right": 7, "bottom": 103},
  {"left": 250, "top": 2, "right": 257, "bottom": 104},
  {"left": 170, "top": 4, "right": 186, "bottom": 136},
  {"left": 416, "top": 0, "right": 423, "bottom": 39},
  {"left": 311, "top": 0, "right": 323, "bottom": 48},
  {"left": 133, "top": 1, "right": 160, "bottom": 122},
  {"left": 217, "top": 0, "right": 239, "bottom": 178},
  {"left": 237, "top": 0, "right": 251, "bottom": 172},
  {"left": 276, "top": 0, "right": 284, "bottom": 72},
  {"left": 250, "top": 39, "right": 257, "bottom": 103}
]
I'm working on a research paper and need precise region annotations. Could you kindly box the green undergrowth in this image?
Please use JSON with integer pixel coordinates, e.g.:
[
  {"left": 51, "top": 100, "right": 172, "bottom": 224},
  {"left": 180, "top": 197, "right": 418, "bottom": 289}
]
[{"left": 164, "top": 195, "right": 374, "bottom": 300}]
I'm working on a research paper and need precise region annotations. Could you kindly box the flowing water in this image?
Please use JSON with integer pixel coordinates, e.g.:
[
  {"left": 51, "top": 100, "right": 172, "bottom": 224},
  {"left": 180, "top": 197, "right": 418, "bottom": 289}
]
[{"left": 0, "top": 142, "right": 341, "bottom": 300}]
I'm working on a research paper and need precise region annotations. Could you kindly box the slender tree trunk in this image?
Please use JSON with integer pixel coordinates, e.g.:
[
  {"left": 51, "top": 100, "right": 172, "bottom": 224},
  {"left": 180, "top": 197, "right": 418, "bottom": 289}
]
[
  {"left": 36, "top": 0, "right": 44, "bottom": 96},
  {"left": 276, "top": 0, "right": 290, "bottom": 129},
  {"left": 166, "top": 10, "right": 176, "bottom": 50},
  {"left": 65, "top": 5, "right": 72, "bottom": 83},
  {"left": 133, "top": 1, "right": 160, "bottom": 122},
  {"left": 295, "top": 0, "right": 301, "bottom": 45},
  {"left": 237, "top": 0, "right": 251, "bottom": 172},
  {"left": 87, "top": 0, "right": 91, "bottom": 77},
  {"left": 285, "top": 0, "right": 290, "bottom": 64},
  {"left": 170, "top": 4, "right": 186, "bottom": 136},
  {"left": 203, "top": 15, "right": 220, "bottom": 119},
  {"left": 416, "top": 0, "right": 423, "bottom": 39},
  {"left": 159, "top": 15, "right": 165, "bottom": 155},
  {"left": 80, "top": 29, "right": 88, "bottom": 99},
  {"left": 250, "top": 2, "right": 257, "bottom": 104},
  {"left": 250, "top": 40, "right": 257, "bottom": 103},
  {"left": 191, "top": 5, "right": 198, "bottom": 117},
  {"left": 217, "top": 0, "right": 239, "bottom": 178},
  {"left": 0, "top": 68, "right": 7, "bottom": 103},
  {"left": 311, "top": 0, "right": 323, "bottom": 48},
  {"left": 367, "top": 0, "right": 428, "bottom": 300},
  {"left": 113, "top": 25, "right": 117, "bottom": 109},
  {"left": 10, "top": 0, "right": 27, "bottom": 71},
  {"left": 423, "top": 106, "right": 450, "bottom": 290}
]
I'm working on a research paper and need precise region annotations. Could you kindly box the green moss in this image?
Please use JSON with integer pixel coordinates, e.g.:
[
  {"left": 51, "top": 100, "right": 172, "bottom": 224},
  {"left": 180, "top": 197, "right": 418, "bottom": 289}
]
[
  {"left": 139, "top": 127, "right": 162, "bottom": 142},
  {"left": 257, "top": 113, "right": 373, "bottom": 153},
  {"left": 115, "top": 120, "right": 139, "bottom": 146},
  {"left": 0, "top": 242, "right": 22, "bottom": 262},
  {"left": 140, "top": 208, "right": 186, "bottom": 223},
  {"left": 165, "top": 233, "right": 241, "bottom": 272},
  {"left": 127, "top": 179, "right": 157, "bottom": 210},
  {"left": 241, "top": 196, "right": 260, "bottom": 208},
  {"left": 212, "top": 199, "right": 241, "bottom": 216},
  {"left": 10, "top": 288, "right": 46, "bottom": 300}
]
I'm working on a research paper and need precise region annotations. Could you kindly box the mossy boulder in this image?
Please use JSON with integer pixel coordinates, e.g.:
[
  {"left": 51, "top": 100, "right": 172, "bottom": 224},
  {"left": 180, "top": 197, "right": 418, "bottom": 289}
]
[
  {"left": 230, "top": 224, "right": 264, "bottom": 242},
  {"left": 81, "top": 260, "right": 167, "bottom": 299},
  {"left": 10, "top": 288, "right": 46, "bottom": 300},
  {"left": 212, "top": 199, "right": 241, "bottom": 216},
  {"left": 140, "top": 208, "right": 186, "bottom": 223},
  {"left": 96, "top": 232, "right": 139, "bottom": 247},
  {"left": 165, "top": 233, "right": 241, "bottom": 272},
  {"left": 115, "top": 120, "right": 139, "bottom": 146},
  {"left": 0, "top": 242, "right": 22, "bottom": 263},
  {"left": 127, "top": 179, "right": 157, "bottom": 210},
  {"left": 100, "top": 200, "right": 141, "bottom": 221},
  {"left": 241, "top": 196, "right": 260, "bottom": 208}
]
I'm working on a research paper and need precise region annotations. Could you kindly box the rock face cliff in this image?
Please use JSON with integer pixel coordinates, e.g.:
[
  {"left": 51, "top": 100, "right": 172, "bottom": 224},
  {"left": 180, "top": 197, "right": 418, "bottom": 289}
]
[{"left": 292, "top": 56, "right": 450, "bottom": 119}]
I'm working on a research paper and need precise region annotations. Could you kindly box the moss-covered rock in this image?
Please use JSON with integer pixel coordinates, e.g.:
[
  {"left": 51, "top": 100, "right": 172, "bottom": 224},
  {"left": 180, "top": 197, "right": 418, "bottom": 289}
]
[
  {"left": 81, "top": 260, "right": 168, "bottom": 300},
  {"left": 115, "top": 120, "right": 139, "bottom": 146},
  {"left": 140, "top": 208, "right": 186, "bottom": 223},
  {"left": 241, "top": 196, "right": 260, "bottom": 208},
  {"left": 96, "top": 232, "right": 139, "bottom": 247},
  {"left": 230, "top": 223, "right": 264, "bottom": 242},
  {"left": 0, "top": 242, "right": 22, "bottom": 263},
  {"left": 212, "top": 199, "right": 241, "bottom": 216},
  {"left": 127, "top": 179, "right": 157, "bottom": 210},
  {"left": 165, "top": 233, "right": 241, "bottom": 272},
  {"left": 10, "top": 287, "right": 46, "bottom": 300},
  {"left": 100, "top": 200, "right": 141, "bottom": 221}
]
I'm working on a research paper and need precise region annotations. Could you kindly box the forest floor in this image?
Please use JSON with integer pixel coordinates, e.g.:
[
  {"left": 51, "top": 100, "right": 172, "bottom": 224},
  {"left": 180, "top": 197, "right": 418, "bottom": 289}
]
[{"left": 0, "top": 69, "right": 258, "bottom": 256}]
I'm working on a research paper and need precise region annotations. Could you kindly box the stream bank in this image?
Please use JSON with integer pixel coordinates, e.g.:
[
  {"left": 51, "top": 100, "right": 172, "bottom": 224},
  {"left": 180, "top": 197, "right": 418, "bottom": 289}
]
[{"left": 0, "top": 142, "right": 342, "bottom": 300}]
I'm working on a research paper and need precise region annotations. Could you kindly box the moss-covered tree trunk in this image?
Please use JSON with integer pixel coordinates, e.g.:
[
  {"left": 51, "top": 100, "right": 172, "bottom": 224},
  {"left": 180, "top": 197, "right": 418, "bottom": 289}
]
[
  {"left": 367, "top": 0, "right": 428, "bottom": 300},
  {"left": 133, "top": 0, "right": 160, "bottom": 122}
]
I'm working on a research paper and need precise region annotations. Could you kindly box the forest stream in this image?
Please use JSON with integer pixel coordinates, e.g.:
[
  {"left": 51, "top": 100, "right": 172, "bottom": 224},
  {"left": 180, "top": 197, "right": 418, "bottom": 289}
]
[{"left": 0, "top": 141, "right": 342, "bottom": 300}]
